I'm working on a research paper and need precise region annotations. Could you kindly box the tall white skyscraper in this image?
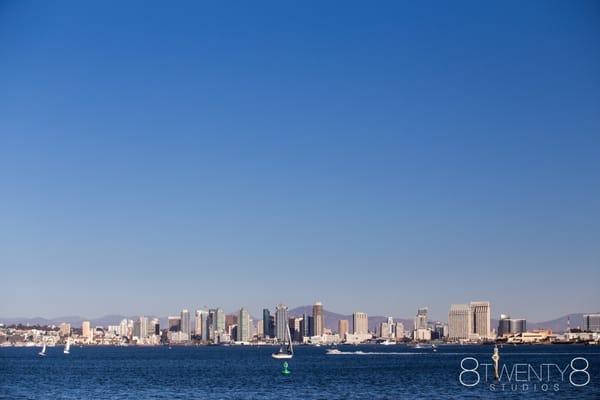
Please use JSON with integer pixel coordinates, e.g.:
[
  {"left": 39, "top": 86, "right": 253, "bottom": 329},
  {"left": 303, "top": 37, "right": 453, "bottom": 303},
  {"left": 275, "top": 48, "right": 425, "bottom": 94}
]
[
  {"left": 238, "top": 308, "right": 250, "bottom": 342},
  {"left": 195, "top": 310, "right": 208, "bottom": 339},
  {"left": 470, "top": 301, "right": 491, "bottom": 339},
  {"left": 448, "top": 304, "right": 471, "bottom": 340},
  {"left": 139, "top": 316, "right": 149, "bottom": 339},
  {"left": 275, "top": 304, "right": 289, "bottom": 342},
  {"left": 82, "top": 320, "right": 93, "bottom": 343},
  {"left": 181, "top": 309, "right": 190, "bottom": 339},
  {"left": 352, "top": 312, "right": 368, "bottom": 334}
]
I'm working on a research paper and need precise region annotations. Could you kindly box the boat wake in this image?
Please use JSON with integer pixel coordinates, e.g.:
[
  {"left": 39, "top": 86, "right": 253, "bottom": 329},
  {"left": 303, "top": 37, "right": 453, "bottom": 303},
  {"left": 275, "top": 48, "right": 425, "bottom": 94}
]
[{"left": 326, "top": 349, "right": 425, "bottom": 355}]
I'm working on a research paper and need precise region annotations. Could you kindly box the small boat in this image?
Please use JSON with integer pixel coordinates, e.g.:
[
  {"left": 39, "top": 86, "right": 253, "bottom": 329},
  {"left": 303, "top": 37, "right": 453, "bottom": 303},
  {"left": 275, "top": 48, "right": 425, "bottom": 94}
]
[
  {"left": 38, "top": 342, "right": 47, "bottom": 357},
  {"left": 64, "top": 338, "right": 71, "bottom": 355},
  {"left": 380, "top": 340, "right": 395, "bottom": 346},
  {"left": 326, "top": 348, "right": 343, "bottom": 355},
  {"left": 272, "top": 324, "right": 293, "bottom": 359}
]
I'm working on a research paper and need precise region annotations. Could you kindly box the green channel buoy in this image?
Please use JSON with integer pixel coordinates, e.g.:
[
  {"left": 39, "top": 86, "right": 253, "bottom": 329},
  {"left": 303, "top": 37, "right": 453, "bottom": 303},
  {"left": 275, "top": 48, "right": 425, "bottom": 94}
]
[{"left": 281, "top": 361, "right": 291, "bottom": 376}]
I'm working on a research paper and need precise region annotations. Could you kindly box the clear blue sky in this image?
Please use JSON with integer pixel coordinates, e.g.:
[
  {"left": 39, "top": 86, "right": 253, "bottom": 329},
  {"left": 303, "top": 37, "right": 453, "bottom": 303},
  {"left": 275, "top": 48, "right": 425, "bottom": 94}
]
[{"left": 1, "top": 1, "right": 599, "bottom": 322}]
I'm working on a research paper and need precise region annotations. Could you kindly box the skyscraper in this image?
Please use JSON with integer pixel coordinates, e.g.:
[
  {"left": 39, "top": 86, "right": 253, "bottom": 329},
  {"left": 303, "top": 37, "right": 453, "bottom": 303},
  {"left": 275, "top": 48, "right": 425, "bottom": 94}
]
[
  {"left": 180, "top": 309, "right": 190, "bottom": 339},
  {"left": 262, "top": 309, "right": 271, "bottom": 338},
  {"left": 470, "top": 301, "right": 491, "bottom": 339},
  {"left": 312, "top": 301, "right": 324, "bottom": 337},
  {"left": 195, "top": 310, "right": 208, "bottom": 339},
  {"left": 448, "top": 304, "right": 471, "bottom": 340},
  {"left": 168, "top": 316, "right": 181, "bottom": 332},
  {"left": 238, "top": 308, "right": 250, "bottom": 342},
  {"left": 215, "top": 308, "right": 225, "bottom": 334},
  {"left": 338, "top": 319, "right": 349, "bottom": 338},
  {"left": 497, "top": 314, "right": 525, "bottom": 337},
  {"left": 352, "top": 312, "right": 368, "bottom": 335},
  {"left": 583, "top": 314, "right": 600, "bottom": 332},
  {"left": 139, "top": 316, "right": 149, "bottom": 339},
  {"left": 275, "top": 304, "right": 289, "bottom": 342},
  {"left": 414, "top": 308, "right": 428, "bottom": 330},
  {"left": 151, "top": 318, "right": 160, "bottom": 336},
  {"left": 82, "top": 320, "right": 92, "bottom": 343}
]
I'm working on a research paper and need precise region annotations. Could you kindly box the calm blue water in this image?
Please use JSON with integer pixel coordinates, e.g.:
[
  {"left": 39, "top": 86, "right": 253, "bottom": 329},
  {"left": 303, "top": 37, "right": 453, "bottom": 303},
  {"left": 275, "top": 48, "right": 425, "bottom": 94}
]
[{"left": 1, "top": 344, "right": 599, "bottom": 399}]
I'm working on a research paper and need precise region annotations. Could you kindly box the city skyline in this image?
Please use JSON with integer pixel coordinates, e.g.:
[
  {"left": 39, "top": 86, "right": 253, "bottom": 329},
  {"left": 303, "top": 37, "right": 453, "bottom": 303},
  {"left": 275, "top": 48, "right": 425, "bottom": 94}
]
[{"left": 1, "top": 1, "right": 599, "bottom": 321}]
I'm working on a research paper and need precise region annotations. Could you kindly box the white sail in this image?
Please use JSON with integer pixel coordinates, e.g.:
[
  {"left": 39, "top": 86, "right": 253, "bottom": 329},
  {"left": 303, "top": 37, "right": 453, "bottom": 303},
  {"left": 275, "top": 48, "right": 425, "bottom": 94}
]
[
  {"left": 38, "top": 342, "right": 47, "bottom": 356},
  {"left": 286, "top": 323, "right": 294, "bottom": 355},
  {"left": 271, "top": 323, "right": 293, "bottom": 359},
  {"left": 64, "top": 338, "right": 71, "bottom": 354}
]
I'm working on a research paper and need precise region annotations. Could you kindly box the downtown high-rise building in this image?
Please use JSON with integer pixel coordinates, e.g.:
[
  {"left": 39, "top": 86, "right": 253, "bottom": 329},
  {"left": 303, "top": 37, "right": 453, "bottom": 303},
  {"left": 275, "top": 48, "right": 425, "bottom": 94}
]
[
  {"left": 180, "top": 309, "right": 190, "bottom": 338},
  {"left": 262, "top": 309, "right": 271, "bottom": 338},
  {"left": 168, "top": 316, "right": 181, "bottom": 332},
  {"left": 139, "top": 316, "right": 149, "bottom": 339},
  {"left": 448, "top": 304, "right": 472, "bottom": 340},
  {"left": 312, "top": 302, "right": 324, "bottom": 337},
  {"left": 195, "top": 310, "right": 208, "bottom": 339},
  {"left": 338, "top": 319, "right": 349, "bottom": 338},
  {"left": 238, "top": 308, "right": 250, "bottom": 342},
  {"left": 497, "top": 314, "right": 526, "bottom": 337},
  {"left": 470, "top": 301, "right": 491, "bottom": 339},
  {"left": 448, "top": 301, "right": 491, "bottom": 340},
  {"left": 414, "top": 308, "right": 428, "bottom": 330},
  {"left": 275, "top": 304, "right": 289, "bottom": 342},
  {"left": 82, "top": 320, "right": 93, "bottom": 343},
  {"left": 583, "top": 314, "right": 600, "bottom": 332},
  {"left": 215, "top": 308, "right": 225, "bottom": 334},
  {"left": 352, "top": 312, "right": 368, "bottom": 335}
]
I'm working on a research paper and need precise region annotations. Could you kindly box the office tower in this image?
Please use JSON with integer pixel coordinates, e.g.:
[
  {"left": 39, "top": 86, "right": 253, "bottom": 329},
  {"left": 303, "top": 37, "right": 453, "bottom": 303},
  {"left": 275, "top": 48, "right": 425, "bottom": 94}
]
[
  {"left": 583, "top": 314, "right": 600, "bottom": 332},
  {"left": 269, "top": 315, "right": 275, "bottom": 338},
  {"left": 414, "top": 308, "right": 428, "bottom": 330},
  {"left": 338, "top": 319, "right": 349, "bottom": 338},
  {"left": 379, "top": 322, "right": 389, "bottom": 338},
  {"left": 312, "top": 301, "right": 324, "bottom": 337},
  {"left": 168, "top": 316, "right": 181, "bottom": 332},
  {"left": 195, "top": 310, "right": 208, "bottom": 339},
  {"left": 119, "top": 319, "right": 129, "bottom": 338},
  {"left": 207, "top": 309, "right": 217, "bottom": 340},
  {"left": 82, "top": 320, "right": 92, "bottom": 342},
  {"left": 432, "top": 322, "right": 447, "bottom": 340},
  {"left": 262, "top": 309, "right": 271, "bottom": 338},
  {"left": 448, "top": 304, "right": 471, "bottom": 340},
  {"left": 299, "top": 314, "right": 309, "bottom": 340},
  {"left": 151, "top": 318, "right": 160, "bottom": 336},
  {"left": 225, "top": 314, "right": 237, "bottom": 331},
  {"left": 275, "top": 304, "right": 289, "bottom": 342},
  {"left": 139, "top": 316, "right": 149, "bottom": 339},
  {"left": 470, "top": 301, "right": 491, "bottom": 339},
  {"left": 133, "top": 320, "right": 141, "bottom": 338},
  {"left": 510, "top": 319, "right": 526, "bottom": 334},
  {"left": 59, "top": 323, "right": 71, "bottom": 337},
  {"left": 352, "top": 312, "right": 368, "bottom": 335},
  {"left": 394, "top": 322, "right": 405, "bottom": 339},
  {"left": 257, "top": 319, "right": 264, "bottom": 337},
  {"left": 215, "top": 308, "right": 225, "bottom": 334},
  {"left": 180, "top": 309, "right": 190, "bottom": 338},
  {"left": 498, "top": 314, "right": 511, "bottom": 337},
  {"left": 238, "top": 308, "right": 250, "bottom": 341},
  {"left": 386, "top": 317, "right": 394, "bottom": 337},
  {"left": 289, "top": 317, "right": 302, "bottom": 342},
  {"left": 498, "top": 314, "right": 526, "bottom": 336}
]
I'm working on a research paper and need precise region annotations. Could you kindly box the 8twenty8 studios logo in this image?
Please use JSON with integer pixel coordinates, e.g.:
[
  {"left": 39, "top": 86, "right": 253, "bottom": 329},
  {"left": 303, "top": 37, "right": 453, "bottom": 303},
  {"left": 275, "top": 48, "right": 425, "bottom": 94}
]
[{"left": 459, "top": 348, "right": 591, "bottom": 393}]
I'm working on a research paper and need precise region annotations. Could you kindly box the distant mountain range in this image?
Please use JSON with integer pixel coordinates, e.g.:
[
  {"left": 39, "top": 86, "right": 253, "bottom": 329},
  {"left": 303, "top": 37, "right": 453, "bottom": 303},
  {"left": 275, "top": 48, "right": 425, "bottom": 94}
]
[{"left": 1, "top": 308, "right": 596, "bottom": 334}]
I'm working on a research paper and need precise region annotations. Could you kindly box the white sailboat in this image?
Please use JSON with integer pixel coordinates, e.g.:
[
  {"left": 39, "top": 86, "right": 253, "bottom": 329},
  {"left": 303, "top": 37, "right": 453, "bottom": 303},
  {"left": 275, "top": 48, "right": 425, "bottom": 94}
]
[
  {"left": 271, "top": 324, "right": 293, "bottom": 359},
  {"left": 64, "top": 338, "right": 71, "bottom": 355},
  {"left": 38, "top": 342, "right": 47, "bottom": 357}
]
